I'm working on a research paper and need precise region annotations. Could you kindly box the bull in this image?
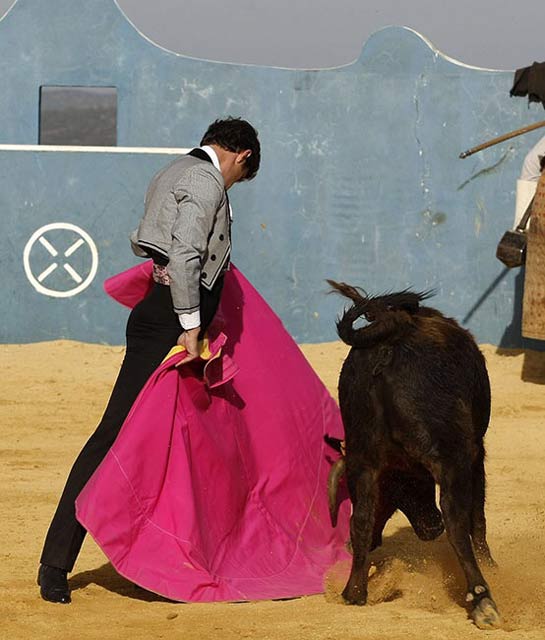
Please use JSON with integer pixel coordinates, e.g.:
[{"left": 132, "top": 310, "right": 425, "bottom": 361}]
[{"left": 326, "top": 281, "right": 501, "bottom": 630}]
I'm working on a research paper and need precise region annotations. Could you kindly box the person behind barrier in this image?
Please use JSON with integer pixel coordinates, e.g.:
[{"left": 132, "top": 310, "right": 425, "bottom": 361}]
[{"left": 513, "top": 133, "right": 545, "bottom": 229}]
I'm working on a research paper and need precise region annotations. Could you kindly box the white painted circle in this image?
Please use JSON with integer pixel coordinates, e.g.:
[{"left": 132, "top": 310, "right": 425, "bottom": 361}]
[{"left": 23, "top": 222, "right": 99, "bottom": 298}]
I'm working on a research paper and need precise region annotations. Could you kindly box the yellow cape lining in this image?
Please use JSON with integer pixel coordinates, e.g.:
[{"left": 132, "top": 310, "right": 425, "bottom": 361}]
[{"left": 162, "top": 336, "right": 214, "bottom": 365}]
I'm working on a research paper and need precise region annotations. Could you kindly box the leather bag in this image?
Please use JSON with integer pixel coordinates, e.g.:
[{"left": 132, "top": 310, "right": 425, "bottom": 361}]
[{"left": 496, "top": 197, "right": 534, "bottom": 268}]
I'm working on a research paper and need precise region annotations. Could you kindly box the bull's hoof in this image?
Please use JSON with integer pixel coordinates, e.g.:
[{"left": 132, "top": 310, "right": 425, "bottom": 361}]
[
  {"left": 471, "top": 597, "right": 502, "bottom": 630},
  {"left": 342, "top": 585, "right": 367, "bottom": 606}
]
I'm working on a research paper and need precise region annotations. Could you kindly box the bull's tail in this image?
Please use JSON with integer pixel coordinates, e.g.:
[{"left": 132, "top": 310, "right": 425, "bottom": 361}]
[
  {"left": 326, "top": 280, "right": 368, "bottom": 307},
  {"left": 327, "top": 280, "right": 434, "bottom": 349}
]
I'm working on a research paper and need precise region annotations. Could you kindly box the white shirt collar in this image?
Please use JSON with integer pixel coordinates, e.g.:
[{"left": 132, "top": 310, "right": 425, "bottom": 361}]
[{"left": 199, "top": 145, "right": 221, "bottom": 173}]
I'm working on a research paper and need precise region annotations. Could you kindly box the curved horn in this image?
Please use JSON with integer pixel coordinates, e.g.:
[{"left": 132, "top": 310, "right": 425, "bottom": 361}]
[{"left": 327, "top": 458, "right": 346, "bottom": 527}]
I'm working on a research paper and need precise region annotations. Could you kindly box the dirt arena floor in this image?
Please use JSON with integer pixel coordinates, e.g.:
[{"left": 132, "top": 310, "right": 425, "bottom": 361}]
[{"left": 1, "top": 340, "right": 544, "bottom": 640}]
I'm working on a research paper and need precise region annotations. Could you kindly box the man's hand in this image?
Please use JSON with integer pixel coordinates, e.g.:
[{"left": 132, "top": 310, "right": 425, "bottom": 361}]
[{"left": 177, "top": 327, "right": 201, "bottom": 363}]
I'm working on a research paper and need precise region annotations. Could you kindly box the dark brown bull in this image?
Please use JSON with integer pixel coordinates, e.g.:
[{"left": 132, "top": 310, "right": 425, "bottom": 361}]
[{"left": 327, "top": 281, "right": 501, "bottom": 630}]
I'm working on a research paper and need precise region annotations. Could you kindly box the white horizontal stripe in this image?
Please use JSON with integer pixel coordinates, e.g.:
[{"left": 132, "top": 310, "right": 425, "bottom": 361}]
[{"left": 0, "top": 144, "right": 191, "bottom": 155}]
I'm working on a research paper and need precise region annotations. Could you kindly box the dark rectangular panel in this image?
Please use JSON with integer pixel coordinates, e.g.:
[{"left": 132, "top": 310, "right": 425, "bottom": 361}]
[{"left": 39, "top": 86, "right": 117, "bottom": 146}]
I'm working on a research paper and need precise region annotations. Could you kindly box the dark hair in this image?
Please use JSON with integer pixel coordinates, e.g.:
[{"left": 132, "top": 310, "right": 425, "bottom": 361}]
[{"left": 200, "top": 117, "right": 260, "bottom": 180}]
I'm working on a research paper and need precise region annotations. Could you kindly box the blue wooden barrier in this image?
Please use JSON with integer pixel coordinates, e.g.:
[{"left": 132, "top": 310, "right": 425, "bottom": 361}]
[{"left": 0, "top": 0, "right": 543, "bottom": 347}]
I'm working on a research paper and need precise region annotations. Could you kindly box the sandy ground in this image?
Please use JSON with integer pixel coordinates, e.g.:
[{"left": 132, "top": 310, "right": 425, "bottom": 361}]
[{"left": 1, "top": 340, "right": 544, "bottom": 640}]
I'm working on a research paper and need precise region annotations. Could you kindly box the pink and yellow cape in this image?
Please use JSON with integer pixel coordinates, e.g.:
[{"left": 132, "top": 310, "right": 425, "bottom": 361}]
[{"left": 75, "top": 262, "right": 349, "bottom": 602}]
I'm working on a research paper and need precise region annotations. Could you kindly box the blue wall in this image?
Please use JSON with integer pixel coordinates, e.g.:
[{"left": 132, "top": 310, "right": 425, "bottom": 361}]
[{"left": 0, "top": 0, "right": 543, "bottom": 346}]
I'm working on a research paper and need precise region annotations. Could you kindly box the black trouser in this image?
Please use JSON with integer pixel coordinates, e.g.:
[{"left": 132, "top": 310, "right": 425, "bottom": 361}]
[{"left": 40, "top": 279, "right": 223, "bottom": 572}]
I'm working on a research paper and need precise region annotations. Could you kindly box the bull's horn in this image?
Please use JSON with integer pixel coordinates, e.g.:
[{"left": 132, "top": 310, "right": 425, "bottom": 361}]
[{"left": 327, "top": 458, "right": 346, "bottom": 527}]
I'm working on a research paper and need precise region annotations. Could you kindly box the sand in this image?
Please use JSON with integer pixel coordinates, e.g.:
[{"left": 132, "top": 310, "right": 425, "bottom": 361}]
[{"left": 1, "top": 340, "right": 544, "bottom": 640}]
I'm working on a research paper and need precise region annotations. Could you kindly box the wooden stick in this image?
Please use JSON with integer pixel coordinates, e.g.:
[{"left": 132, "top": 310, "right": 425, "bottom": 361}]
[{"left": 459, "top": 120, "right": 545, "bottom": 159}]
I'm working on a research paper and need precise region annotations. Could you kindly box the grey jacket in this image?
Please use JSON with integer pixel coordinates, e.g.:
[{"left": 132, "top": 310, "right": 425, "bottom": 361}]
[{"left": 130, "top": 153, "right": 230, "bottom": 315}]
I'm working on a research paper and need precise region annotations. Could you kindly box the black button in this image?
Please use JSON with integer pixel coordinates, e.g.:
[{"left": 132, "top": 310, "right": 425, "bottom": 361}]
[
  {"left": 219, "top": 234, "right": 225, "bottom": 241},
  {"left": 211, "top": 254, "right": 216, "bottom": 261},
  {"left": 202, "top": 272, "right": 207, "bottom": 279}
]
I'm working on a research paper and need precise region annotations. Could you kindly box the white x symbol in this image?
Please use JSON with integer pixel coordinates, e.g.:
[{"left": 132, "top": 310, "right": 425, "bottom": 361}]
[
  {"left": 36, "top": 236, "right": 86, "bottom": 283},
  {"left": 23, "top": 223, "right": 99, "bottom": 298}
]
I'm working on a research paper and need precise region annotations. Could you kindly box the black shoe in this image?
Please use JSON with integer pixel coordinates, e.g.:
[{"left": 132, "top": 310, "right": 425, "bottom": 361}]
[{"left": 37, "top": 564, "right": 71, "bottom": 604}]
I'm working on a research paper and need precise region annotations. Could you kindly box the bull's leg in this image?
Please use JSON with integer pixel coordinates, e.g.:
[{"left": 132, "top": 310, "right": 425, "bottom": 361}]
[
  {"left": 438, "top": 465, "right": 501, "bottom": 630},
  {"left": 368, "top": 472, "right": 398, "bottom": 551},
  {"left": 370, "top": 491, "right": 396, "bottom": 551},
  {"left": 471, "top": 446, "right": 495, "bottom": 566},
  {"left": 342, "top": 466, "right": 378, "bottom": 605}
]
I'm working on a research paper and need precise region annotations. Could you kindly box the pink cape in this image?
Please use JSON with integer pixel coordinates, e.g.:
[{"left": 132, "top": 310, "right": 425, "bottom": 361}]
[{"left": 75, "top": 263, "right": 349, "bottom": 602}]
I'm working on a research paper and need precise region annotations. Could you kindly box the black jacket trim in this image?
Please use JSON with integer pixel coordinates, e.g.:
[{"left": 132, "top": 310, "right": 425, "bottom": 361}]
[
  {"left": 173, "top": 303, "right": 200, "bottom": 313},
  {"left": 138, "top": 240, "right": 169, "bottom": 257}
]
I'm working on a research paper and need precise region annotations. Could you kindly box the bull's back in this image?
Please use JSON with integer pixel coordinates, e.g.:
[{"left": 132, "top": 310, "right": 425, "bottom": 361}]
[
  {"left": 338, "top": 312, "right": 490, "bottom": 448},
  {"left": 385, "top": 316, "right": 490, "bottom": 447}
]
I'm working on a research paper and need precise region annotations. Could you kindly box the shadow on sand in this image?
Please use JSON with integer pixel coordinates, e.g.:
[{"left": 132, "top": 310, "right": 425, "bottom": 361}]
[
  {"left": 70, "top": 562, "right": 176, "bottom": 603},
  {"left": 464, "top": 267, "right": 545, "bottom": 384}
]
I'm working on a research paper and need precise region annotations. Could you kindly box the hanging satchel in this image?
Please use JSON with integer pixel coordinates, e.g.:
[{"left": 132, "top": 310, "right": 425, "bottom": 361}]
[{"left": 496, "top": 196, "right": 534, "bottom": 268}]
